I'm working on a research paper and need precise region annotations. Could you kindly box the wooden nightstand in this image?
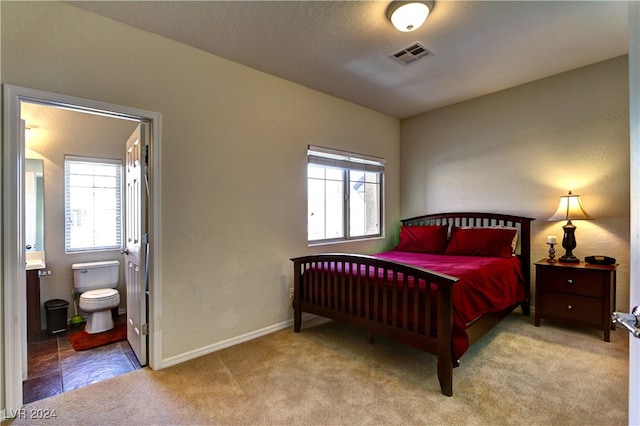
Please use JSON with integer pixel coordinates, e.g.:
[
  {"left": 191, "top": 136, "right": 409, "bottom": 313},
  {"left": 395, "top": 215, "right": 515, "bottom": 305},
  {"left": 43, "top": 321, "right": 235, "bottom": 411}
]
[{"left": 534, "top": 259, "right": 618, "bottom": 341}]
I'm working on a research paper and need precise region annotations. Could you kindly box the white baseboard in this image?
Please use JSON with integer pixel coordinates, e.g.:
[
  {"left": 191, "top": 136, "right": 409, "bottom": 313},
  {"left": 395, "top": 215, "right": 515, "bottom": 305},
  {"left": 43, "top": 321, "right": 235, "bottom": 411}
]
[{"left": 162, "top": 313, "right": 316, "bottom": 368}]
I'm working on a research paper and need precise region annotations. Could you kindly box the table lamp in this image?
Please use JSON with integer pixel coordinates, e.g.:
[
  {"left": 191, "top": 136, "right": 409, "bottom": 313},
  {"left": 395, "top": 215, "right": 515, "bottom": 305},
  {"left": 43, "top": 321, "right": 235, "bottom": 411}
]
[{"left": 548, "top": 191, "right": 592, "bottom": 263}]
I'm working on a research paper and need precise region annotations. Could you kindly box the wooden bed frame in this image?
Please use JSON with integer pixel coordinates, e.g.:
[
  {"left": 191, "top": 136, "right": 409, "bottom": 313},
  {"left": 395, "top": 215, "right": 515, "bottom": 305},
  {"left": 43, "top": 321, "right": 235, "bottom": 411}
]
[{"left": 291, "top": 212, "right": 534, "bottom": 396}]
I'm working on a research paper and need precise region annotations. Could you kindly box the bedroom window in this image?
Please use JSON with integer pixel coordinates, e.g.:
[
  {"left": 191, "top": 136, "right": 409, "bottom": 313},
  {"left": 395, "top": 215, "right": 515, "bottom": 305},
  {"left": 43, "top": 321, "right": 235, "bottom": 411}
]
[
  {"left": 307, "top": 145, "right": 384, "bottom": 243},
  {"left": 64, "top": 156, "right": 123, "bottom": 252}
]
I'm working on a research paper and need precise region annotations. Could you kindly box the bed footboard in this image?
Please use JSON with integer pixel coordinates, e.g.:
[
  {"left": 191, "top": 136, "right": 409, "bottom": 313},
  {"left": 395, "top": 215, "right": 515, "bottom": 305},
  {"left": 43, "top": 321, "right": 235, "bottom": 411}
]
[{"left": 291, "top": 253, "right": 458, "bottom": 396}]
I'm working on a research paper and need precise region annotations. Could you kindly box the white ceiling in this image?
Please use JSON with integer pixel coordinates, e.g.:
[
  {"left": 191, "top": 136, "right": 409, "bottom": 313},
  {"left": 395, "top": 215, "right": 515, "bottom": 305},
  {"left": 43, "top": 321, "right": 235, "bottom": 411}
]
[{"left": 69, "top": 1, "right": 629, "bottom": 119}]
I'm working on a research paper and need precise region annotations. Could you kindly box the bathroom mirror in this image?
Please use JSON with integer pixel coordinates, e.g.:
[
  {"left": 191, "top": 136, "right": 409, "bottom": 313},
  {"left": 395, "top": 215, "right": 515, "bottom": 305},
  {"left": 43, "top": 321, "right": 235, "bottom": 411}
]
[{"left": 25, "top": 158, "right": 44, "bottom": 253}]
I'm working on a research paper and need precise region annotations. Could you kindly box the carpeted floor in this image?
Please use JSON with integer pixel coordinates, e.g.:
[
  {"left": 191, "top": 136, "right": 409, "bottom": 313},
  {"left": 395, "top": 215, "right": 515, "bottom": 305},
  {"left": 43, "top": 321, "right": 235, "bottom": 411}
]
[{"left": 5, "top": 313, "right": 628, "bottom": 425}]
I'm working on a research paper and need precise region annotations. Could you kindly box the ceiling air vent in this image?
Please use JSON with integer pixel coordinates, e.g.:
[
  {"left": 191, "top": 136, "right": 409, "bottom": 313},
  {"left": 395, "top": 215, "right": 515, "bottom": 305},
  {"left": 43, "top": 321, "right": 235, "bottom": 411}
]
[{"left": 390, "top": 42, "right": 432, "bottom": 65}]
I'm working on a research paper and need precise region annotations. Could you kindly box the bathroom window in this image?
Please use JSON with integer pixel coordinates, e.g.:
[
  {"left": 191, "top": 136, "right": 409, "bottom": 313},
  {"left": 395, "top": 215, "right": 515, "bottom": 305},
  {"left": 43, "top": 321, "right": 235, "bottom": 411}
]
[
  {"left": 307, "top": 145, "right": 384, "bottom": 244},
  {"left": 64, "top": 156, "right": 123, "bottom": 252}
]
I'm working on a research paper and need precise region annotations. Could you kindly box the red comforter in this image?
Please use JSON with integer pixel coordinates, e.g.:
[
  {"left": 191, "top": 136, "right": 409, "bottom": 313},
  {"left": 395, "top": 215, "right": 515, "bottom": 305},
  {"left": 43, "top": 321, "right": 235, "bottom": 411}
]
[{"left": 374, "top": 250, "right": 526, "bottom": 358}]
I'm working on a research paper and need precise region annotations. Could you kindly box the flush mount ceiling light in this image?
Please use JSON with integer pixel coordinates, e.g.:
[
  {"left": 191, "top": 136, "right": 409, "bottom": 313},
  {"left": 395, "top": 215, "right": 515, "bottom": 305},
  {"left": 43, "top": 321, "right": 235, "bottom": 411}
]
[{"left": 386, "top": 1, "right": 434, "bottom": 32}]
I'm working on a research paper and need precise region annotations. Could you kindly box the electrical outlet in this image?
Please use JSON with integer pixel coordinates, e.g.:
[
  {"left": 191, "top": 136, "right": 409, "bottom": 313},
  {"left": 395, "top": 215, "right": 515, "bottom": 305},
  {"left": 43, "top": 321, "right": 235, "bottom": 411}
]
[{"left": 289, "top": 287, "right": 294, "bottom": 300}]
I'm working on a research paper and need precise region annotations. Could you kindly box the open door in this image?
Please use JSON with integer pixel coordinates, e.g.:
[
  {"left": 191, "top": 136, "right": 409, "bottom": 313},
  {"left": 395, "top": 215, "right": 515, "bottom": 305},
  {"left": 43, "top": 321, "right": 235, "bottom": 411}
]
[
  {"left": 20, "top": 119, "right": 28, "bottom": 382},
  {"left": 629, "top": 3, "right": 640, "bottom": 424},
  {"left": 124, "top": 123, "right": 148, "bottom": 366},
  {"left": 4, "top": 85, "right": 162, "bottom": 416}
]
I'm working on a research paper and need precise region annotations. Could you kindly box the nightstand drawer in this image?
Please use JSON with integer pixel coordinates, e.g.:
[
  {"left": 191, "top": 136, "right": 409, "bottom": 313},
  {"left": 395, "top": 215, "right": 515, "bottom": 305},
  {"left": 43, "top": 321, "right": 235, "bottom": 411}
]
[
  {"left": 538, "top": 267, "right": 603, "bottom": 298},
  {"left": 539, "top": 292, "right": 603, "bottom": 326},
  {"left": 534, "top": 259, "right": 617, "bottom": 341}
]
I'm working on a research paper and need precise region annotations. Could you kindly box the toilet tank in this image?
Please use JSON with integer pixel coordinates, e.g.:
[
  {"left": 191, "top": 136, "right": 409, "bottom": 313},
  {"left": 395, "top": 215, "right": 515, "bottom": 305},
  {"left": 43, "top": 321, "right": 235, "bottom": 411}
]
[{"left": 72, "top": 260, "right": 120, "bottom": 293}]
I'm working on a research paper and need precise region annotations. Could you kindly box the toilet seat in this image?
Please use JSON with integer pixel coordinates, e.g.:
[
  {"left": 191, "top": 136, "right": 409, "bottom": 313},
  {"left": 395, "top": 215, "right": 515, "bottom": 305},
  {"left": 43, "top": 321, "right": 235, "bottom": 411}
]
[
  {"left": 79, "top": 289, "right": 120, "bottom": 311},
  {"left": 80, "top": 288, "right": 119, "bottom": 301}
]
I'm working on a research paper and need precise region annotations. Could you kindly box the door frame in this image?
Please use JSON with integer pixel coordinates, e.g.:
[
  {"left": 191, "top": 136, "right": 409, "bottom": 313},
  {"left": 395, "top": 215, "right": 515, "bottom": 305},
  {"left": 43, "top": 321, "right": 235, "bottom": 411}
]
[{"left": 2, "top": 84, "right": 163, "bottom": 413}]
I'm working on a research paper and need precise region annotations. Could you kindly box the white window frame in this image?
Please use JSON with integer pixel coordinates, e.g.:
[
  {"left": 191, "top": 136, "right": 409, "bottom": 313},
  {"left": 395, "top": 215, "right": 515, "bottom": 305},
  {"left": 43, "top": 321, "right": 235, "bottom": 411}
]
[
  {"left": 64, "top": 155, "right": 123, "bottom": 253},
  {"left": 307, "top": 145, "right": 385, "bottom": 244}
]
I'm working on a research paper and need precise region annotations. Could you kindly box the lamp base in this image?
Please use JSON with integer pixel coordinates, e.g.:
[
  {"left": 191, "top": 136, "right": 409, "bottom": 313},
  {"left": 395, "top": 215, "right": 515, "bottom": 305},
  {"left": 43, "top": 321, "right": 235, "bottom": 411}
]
[
  {"left": 559, "top": 220, "right": 580, "bottom": 263},
  {"left": 558, "top": 254, "right": 580, "bottom": 263}
]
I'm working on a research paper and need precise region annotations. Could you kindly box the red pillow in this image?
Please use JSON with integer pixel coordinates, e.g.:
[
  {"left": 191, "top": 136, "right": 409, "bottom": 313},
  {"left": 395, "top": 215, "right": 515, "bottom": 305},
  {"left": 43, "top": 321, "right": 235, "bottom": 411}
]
[
  {"left": 444, "top": 227, "right": 517, "bottom": 258},
  {"left": 394, "top": 225, "right": 448, "bottom": 254}
]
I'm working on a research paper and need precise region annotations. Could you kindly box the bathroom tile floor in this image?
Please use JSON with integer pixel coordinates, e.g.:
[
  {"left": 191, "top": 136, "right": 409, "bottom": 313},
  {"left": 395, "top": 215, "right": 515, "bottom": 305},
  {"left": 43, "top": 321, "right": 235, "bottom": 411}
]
[{"left": 23, "top": 315, "right": 142, "bottom": 404}]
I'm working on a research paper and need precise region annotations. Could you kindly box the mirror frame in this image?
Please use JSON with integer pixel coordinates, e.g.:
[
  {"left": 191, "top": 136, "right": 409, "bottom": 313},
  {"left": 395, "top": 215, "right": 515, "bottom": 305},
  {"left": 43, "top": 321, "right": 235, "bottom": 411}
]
[{"left": 24, "top": 158, "right": 44, "bottom": 253}]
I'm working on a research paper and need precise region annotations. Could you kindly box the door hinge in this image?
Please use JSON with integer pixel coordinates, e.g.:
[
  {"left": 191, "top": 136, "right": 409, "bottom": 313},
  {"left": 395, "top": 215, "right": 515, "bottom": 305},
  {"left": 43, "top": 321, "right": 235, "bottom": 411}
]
[
  {"left": 141, "top": 323, "right": 149, "bottom": 336},
  {"left": 141, "top": 233, "right": 149, "bottom": 244},
  {"left": 142, "top": 144, "right": 149, "bottom": 167}
]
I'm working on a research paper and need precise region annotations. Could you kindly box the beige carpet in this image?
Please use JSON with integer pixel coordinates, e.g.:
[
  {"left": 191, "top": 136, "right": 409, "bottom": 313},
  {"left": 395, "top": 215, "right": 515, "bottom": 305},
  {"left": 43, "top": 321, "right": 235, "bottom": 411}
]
[{"left": 5, "top": 313, "right": 628, "bottom": 425}]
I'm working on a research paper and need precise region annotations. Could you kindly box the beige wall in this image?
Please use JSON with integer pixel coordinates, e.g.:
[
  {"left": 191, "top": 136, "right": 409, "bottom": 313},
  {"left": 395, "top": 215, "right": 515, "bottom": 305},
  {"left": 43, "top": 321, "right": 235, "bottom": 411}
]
[
  {"left": 1, "top": 0, "right": 400, "bottom": 374},
  {"left": 401, "top": 56, "right": 630, "bottom": 309}
]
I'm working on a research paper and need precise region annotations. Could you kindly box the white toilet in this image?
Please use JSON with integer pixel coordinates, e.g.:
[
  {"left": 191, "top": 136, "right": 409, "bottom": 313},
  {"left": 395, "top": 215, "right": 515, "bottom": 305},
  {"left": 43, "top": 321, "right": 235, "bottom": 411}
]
[{"left": 72, "top": 260, "right": 121, "bottom": 334}]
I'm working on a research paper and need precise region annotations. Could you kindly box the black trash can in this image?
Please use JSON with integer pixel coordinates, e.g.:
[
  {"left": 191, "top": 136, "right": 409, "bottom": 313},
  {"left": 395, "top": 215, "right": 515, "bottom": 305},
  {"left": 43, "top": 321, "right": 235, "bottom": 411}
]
[{"left": 44, "top": 299, "right": 69, "bottom": 334}]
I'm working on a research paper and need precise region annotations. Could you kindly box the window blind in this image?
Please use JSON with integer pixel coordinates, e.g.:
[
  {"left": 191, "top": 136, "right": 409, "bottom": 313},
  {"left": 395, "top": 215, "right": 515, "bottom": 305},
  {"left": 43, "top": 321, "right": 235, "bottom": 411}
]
[
  {"left": 307, "top": 145, "right": 385, "bottom": 173},
  {"left": 64, "top": 155, "right": 123, "bottom": 252}
]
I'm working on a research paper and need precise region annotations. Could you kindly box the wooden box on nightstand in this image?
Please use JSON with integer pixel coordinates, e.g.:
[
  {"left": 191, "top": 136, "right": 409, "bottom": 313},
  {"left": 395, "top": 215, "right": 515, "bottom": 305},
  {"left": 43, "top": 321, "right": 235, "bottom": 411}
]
[{"left": 534, "top": 259, "right": 618, "bottom": 341}]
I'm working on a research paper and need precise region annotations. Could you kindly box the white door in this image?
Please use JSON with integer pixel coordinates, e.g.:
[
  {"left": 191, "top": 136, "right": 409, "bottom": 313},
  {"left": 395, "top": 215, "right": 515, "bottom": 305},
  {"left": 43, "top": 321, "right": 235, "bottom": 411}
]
[
  {"left": 124, "top": 123, "right": 148, "bottom": 366},
  {"left": 629, "top": 2, "right": 639, "bottom": 424},
  {"left": 20, "top": 119, "right": 28, "bottom": 381}
]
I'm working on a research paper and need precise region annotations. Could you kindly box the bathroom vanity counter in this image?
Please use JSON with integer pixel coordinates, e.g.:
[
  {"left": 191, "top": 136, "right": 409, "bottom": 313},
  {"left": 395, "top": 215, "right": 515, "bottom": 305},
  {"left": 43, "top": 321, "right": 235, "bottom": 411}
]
[{"left": 26, "top": 250, "right": 46, "bottom": 270}]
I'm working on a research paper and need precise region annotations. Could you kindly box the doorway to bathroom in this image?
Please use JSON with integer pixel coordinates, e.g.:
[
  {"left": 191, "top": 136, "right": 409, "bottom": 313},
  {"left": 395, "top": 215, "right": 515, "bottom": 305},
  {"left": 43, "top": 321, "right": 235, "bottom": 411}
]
[{"left": 3, "top": 84, "right": 163, "bottom": 411}]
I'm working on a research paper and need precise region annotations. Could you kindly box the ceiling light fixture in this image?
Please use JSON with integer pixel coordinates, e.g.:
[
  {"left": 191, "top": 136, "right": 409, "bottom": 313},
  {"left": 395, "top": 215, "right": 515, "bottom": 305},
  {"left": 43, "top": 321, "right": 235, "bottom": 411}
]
[{"left": 386, "top": 1, "right": 434, "bottom": 32}]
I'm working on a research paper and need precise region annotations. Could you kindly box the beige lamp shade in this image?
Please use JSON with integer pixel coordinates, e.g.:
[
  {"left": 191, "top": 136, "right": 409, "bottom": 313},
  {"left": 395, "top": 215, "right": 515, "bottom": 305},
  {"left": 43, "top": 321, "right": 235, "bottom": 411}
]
[{"left": 548, "top": 191, "right": 592, "bottom": 222}]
